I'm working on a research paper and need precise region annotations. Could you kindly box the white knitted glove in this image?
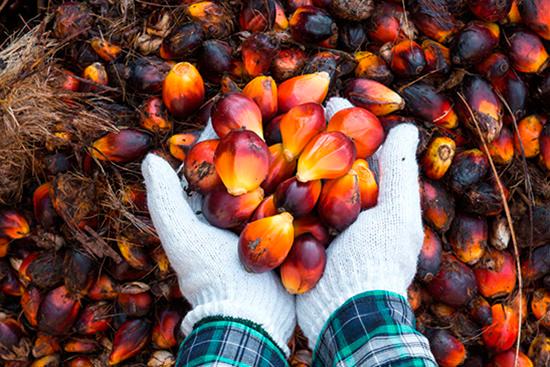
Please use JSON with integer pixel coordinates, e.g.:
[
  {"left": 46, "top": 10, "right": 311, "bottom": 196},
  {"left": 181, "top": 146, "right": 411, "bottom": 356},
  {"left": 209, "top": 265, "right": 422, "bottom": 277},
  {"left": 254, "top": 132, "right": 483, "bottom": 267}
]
[
  {"left": 141, "top": 122, "right": 295, "bottom": 357},
  {"left": 297, "top": 97, "right": 424, "bottom": 350}
]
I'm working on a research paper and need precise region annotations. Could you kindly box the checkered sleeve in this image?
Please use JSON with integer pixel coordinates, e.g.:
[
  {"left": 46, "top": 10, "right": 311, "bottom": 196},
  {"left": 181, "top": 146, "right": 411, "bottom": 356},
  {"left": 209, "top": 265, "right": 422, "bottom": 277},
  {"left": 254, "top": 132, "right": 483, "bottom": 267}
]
[
  {"left": 312, "top": 291, "right": 437, "bottom": 367},
  {"left": 176, "top": 317, "right": 289, "bottom": 367}
]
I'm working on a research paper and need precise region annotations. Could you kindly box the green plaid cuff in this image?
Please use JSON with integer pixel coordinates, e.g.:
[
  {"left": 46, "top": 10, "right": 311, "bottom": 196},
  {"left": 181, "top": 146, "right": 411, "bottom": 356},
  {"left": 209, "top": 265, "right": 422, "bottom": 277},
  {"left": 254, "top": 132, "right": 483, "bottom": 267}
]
[
  {"left": 176, "top": 318, "right": 288, "bottom": 367},
  {"left": 313, "top": 290, "right": 437, "bottom": 367}
]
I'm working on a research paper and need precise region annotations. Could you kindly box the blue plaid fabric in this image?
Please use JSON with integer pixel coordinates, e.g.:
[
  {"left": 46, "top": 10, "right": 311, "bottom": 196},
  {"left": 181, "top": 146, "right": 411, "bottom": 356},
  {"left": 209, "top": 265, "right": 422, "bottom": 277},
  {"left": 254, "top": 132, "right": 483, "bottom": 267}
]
[{"left": 176, "top": 291, "right": 436, "bottom": 367}]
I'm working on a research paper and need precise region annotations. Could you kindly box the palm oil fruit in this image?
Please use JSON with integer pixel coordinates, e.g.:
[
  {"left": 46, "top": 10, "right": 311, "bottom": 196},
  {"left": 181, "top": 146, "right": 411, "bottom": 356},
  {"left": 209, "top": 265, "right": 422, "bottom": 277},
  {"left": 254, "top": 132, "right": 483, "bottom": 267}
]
[
  {"left": 531, "top": 288, "right": 550, "bottom": 329},
  {"left": 33, "top": 182, "right": 58, "bottom": 229},
  {"left": 186, "top": 1, "right": 234, "bottom": 39},
  {"left": 354, "top": 51, "right": 393, "bottom": 84},
  {"left": 238, "top": 212, "right": 294, "bottom": 273},
  {"left": 327, "top": 107, "right": 383, "bottom": 159},
  {"left": 417, "top": 226, "right": 443, "bottom": 283},
  {"left": 240, "top": 0, "right": 276, "bottom": 32},
  {"left": 469, "top": 0, "right": 513, "bottom": 22},
  {"left": 214, "top": 130, "right": 270, "bottom": 196},
  {"left": 80, "top": 62, "right": 108, "bottom": 93},
  {"left": 451, "top": 21, "right": 500, "bottom": 67},
  {"left": 447, "top": 149, "right": 489, "bottom": 193},
  {"left": 540, "top": 124, "right": 550, "bottom": 170},
  {"left": 482, "top": 303, "right": 519, "bottom": 353},
  {"left": 241, "top": 32, "right": 279, "bottom": 77},
  {"left": 91, "top": 38, "right": 122, "bottom": 62},
  {"left": 474, "top": 250, "right": 517, "bottom": 299},
  {"left": 456, "top": 75, "right": 503, "bottom": 143},
  {"left": 448, "top": 213, "right": 487, "bottom": 265},
  {"left": 422, "top": 137, "right": 456, "bottom": 180},
  {"left": 401, "top": 82, "right": 458, "bottom": 129},
  {"left": 317, "top": 170, "right": 361, "bottom": 233},
  {"left": 280, "top": 102, "right": 326, "bottom": 161},
  {"left": 507, "top": 29, "right": 549, "bottom": 73},
  {"left": 21, "top": 285, "right": 42, "bottom": 327},
  {"left": 274, "top": 177, "right": 321, "bottom": 217},
  {"left": 409, "top": 0, "right": 458, "bottom": 43},
  {"left": 424, "top": 328, "right": 466, "bottom": 367},
  {"left": 251, "top": 194, "right": 278, "bottom": 221},
  {"left": 262, "top": 143, "right": 297, "bottom": 195},
  {"left": 514, "top": 115, "right": 544, "bottom": 158},
  {"left": 528, "top": 333, "right": 550, "bottom": 367},
  {"left": 343, "top": 78, "right": 405, "bottom": 116},
  {"left": 184, "top": 139, "right": 221, "bottom": 195},
  {"left": 351, "top": 158, "right": 378, "bottom": 210},
  {"left": 491, "top": 350, "right": 534, "bottom": 367},
  {"left": 202, "top": 187, "right": 264, "bottom": 229},
  {"left": 242, "top": 76, "right": 278, "bottom": 121},
  {"left": 280, "top": 233, "right": 326, "bottom": 294},
  {"left": 152, "top": 305, "right": 182, "bottom": 349},
  {"left": 296, "top": 131, "right": 356, "bottom": 182},
  {"left": 199, "top": 40, "right": 233, "bottom": 82},
  {"left": 168, "top": 130, "right": 202, "bottom": 162},
  {"left": 487, "top": 127, "right": 514, "bottom": 164},
  {"left": 427, "top": 253, "right": 478, "bottom": 307},
  {"left": 367, "top": 2, "right": 415, "bottom": 45},
  {"left": 469, "top": 295, "right": 493, "bottom": 325},
  {"left": 108, "top": 319, "right": 151, "bottom": 365},
  {"left": 519, "top": 0, "right": 550, "bottom": 39},
  {"left": 422, "top": 39, "right": 451, "bottom": 76},
  {"left": 75, "top": 302, "right": 112, "bottom": 335},
  {"left": 160, "top": 23, "right": 204, "bottom": 60},
  {"left": 388, "top": 40, "right": 426, "bottom": 78},
  {"left": 271, "top": 47, "right": 307, "bottom": 82},
  {"left": 289, "top": 6, "right": 338, "bottom": 48},
  {"left": 292, "top": 214, "right": 331, "bottom": 247},
  {"left": 420, "top": 179, "right": 456, "bottom": 233},
  {"left": 0, "top": 208, "right": 29, "bottom": 240},
  {"left": 277, "top": 72, "right": 330, "bottom": 113},
  {"left": 162, "top": 62, "right": 204, "bottom": 118},
  {"left": 91, "top": 129, "right": 152, "bottom": 163},
  {"left": 37, "top": 285, "right": 80, "bottom": 335},
  {"left": 139, "top": 97, "right": 171, "bottom": 133}
]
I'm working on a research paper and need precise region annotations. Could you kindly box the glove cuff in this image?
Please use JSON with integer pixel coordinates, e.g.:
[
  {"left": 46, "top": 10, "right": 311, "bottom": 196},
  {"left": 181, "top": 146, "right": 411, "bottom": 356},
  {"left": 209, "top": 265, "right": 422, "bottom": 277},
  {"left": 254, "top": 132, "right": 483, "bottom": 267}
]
[{"left": 181, "top": 299, "right": 294, "bottom": 357}]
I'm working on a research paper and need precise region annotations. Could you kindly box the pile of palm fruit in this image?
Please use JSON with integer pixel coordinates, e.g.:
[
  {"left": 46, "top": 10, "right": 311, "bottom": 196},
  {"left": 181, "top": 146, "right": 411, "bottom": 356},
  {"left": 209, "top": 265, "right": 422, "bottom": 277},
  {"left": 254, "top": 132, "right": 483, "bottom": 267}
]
[{"left": 1, "top": 0, "right": 550, "bottom": 366}]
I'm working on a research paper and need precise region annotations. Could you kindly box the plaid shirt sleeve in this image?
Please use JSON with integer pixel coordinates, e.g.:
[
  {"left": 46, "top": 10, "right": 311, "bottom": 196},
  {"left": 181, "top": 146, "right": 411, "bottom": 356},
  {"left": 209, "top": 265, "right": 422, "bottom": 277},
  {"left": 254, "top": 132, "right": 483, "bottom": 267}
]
[
  {"left": 175, "top": 317, "right": 289, "bottom": 367},
  {"left": 312, "top": 290, "right": 437, "bottom": 367}
]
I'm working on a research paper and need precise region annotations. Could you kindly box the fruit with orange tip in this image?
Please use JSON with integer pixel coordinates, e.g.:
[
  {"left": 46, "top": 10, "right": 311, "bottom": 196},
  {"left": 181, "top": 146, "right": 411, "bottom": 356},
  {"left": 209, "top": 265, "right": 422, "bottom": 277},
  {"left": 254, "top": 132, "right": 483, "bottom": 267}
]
[
  {"left": 80, "top": 62, "right": 108, "bottom": 93},
  {"left": 386, "top": 40, "right": 426, "bottom": 78},
  {"left": 203, "top": 187, "right": 264, "bottom": 229},
  {"left": 57, "top": 69, "right": 80, "bottom": 92},
  {"left": 456, "top": 75, "right": 503, "bottom": 143},
  {"left": 0, "top": 238, "right": 7, "bottom": 258},
  {"left": 422, "top": 137, "right": 456, "bottom": 180},
  {"left": 271, "top": 47, "right": 307, "bottom": 82},
  {"left": 32, "top": 333, "right": 60, "bottom": 358},
  {"left": 91, "top": 129, "right": 151, "bottom": 163},
  {"left": 407, "top": 282, "right": 423, "bottom": 311},
  {"left": 469, "top": 0, "right": 513, "bottom": 22},
  {"left": 251, "top": 194, "right": 278, "bottom": 221},
  {"left": 183, "top": 139, "right": 221, "bottom": 195},
  {"left": 531, "top": 289, "right": 550, "bottom": 329},
  {"left": 273, "top": 0, "right": 289, "bottom": 30},
  {"left": 367, "top": 2, "right": 416, "bottom": 45},
  {"left": 289, "top": 6, "right": 338, "bottom": 48},
  {"left": 417, "top": 226, "right": 443, "bottom": 283},
  {"left": 476, "top": 53, "right": 510, "bottom": 79},
  {"left": 21, "top": 285, "right": 43, "bottom": 327},
  {"left": 64, "top": 249, "right": 97, "bottom": 297},
  {"left": 506, "top": 0, "right": 522, "bottom": 23},
  {"left": 296, "top": 131, "right": 356, "bottom": 183},
  {"left": 117, "top": 291, "right": 152, "bottom": 317},
  {"left": 162, "top": 62, "right": 204, "bottom": 118},
  {"left": 540, "top": 124, "right": 550, "bottom": 170},
  {"left": 185, "top": 1, "right": 234, "bottom": 38},
  {"left": 280, "top": 233, "right": 326, "bottom": 294},
  {"left": 38, "top": 285, "right": 80, "bottom": 335},
  {"left": 448, "top": 213, "right": 487, "bottom": 265},
  {"left": 514, "top": 115, "right": 544, "bottom": 158},
  {"left": 53, "top": 2, "right": 92, "bottom": 40},
  {"left": 351, "top": 159, "right": 378, "bottom": 210},
  {"left": 422, "top": 39, "right": 451, "bottom": 75},
  {"left": 108, "top": 319, "right": 151, "bottom": 365},
  {"left": 0, "top": 207, "right": 29, "bottom": 240},
  {"left": 262, "top": 144, "right": 297, "bottom": 195},
  {"left": 317, "top": 170, "right": 361, "bottom": 233},
  {"left": 354, "top": 51, "right": 393, "bottom": 84},
  {"left": 152, "top": 305, "right": 182, "bottom": 349},
  {"left": 168, "top": 130, "right": 201, "bottom": 162},
  {"left": 33, "top": 182, "right": 59, "bottom": 229},
  {"left": 139, "top": 97, "right": 171, "bottom": 133},
  {"left": 1, "top": 267, "right": 23, "bottom": 296},
  {"left": 528, "top": 333, "right": 550, "bottom": 367},
  {"left": 277, "top": 72, "right": 330, "bottom": 113},
  {"left": 327, "top": 107, "right": 383, "bottom": 159},
  {"left": 409, "top": 0, "right": 458, "bottom": 42},
  {"left": 427, "top": 253, "right": 478, "bottom": 307},
  {"left": 240, "top": 0, "right": 276, "bottom": 31},
  {"left": 160, "top": 23, "right": 203, "bottom": 60},
  {"left": 490, "top": 350, "right": 533, "bottom": 367},
  {"left": 91, "top": 38, "right": 121, "bottom": 62},
  {"left": 487, "top": 127, "right": 514, "bottom": 164},
  {"left": 451, "top": 21, "right": 500, "bottom": 67},
  {"left": 0, "top": 316, "right": 29, "bottom": 362},
  {"left": 508, "top": 29, "right": 549, "bottom": 73},
  {"left": 274, "top": 177, "right": 321, "bottom": 218},
  {"left": 238, "top": 212, "right": 294, "bottom": 273},
  {"left": 424, "top": 328, "right": 466, "bottom": 367},
  {"left": 242, "top": 32, "right": 279, "bottom": 77},
  {"left": 211, "top": 93, "right": 264, "bottom": 139},
  {"left": 292, "top": 214, "right": 331, "bottom": 247},
  {"left": 129, "top": 57, "right": 172, "bottom": 93},
  {"left": 280, "top": 103, "right": 326, "bottom": 161},
  {"left": 474, "top": 250, "right": 516, "bottom": 299},
  {"left": 243, "top": 76, "right": 278, "bottom": 121},
  {"left": 482, "top": 303, "right": 519, "bottom": 352},
  {"left": 485, "top": 64, "right": 528, "bottom": 125},
  {"left": 468, "top": 295, "right": 493, "bottom": 325},
  {"left": 519, "top": 0, "right": 550, "bottom": 40},
  {"left": 343, "top": 78, "right": 404, "bottom": 116},
  {"left": 88, "top": 273, "right": 119, "bottom": 301},
  {"left": 75, "top": 302, "right": 112, "bottom": 335},
  {"left": 64, "top": 338, "right": 100, "bottom": 353},
  {"left": 214, "top": 130, "right": 270, "bottom": 196},
  {"left": 66, "top": 357, "right": 93, "bottom": 367},
  {"left": 31, "top": 355, "right": 60, "bottom": 367},
  {"left": 420, "top": 179, "right": 455, "bottom": 232},
  {"left": 401, "top": 82, "right": 458, "bottom": 129},
  {"left": 447, "top": 149, "right": 489, "bottom": 193}
]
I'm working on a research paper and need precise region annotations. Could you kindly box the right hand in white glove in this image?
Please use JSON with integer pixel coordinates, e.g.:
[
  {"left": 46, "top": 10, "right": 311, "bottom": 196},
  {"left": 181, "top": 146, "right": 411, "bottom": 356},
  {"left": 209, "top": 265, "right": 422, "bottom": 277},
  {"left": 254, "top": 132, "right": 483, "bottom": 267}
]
[{"left": 297, "top": 98, "right": 424, "bottom": 349}]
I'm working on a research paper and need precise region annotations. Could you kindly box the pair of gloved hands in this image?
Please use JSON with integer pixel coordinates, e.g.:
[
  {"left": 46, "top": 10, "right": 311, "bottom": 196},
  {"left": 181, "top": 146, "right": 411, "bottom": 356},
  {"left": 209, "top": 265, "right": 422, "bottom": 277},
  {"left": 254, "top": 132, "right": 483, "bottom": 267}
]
[{"left": 141, "top": 98, "right": 424, "bottom": 356}]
